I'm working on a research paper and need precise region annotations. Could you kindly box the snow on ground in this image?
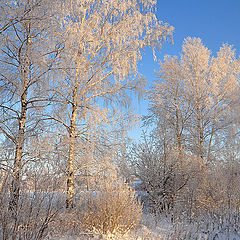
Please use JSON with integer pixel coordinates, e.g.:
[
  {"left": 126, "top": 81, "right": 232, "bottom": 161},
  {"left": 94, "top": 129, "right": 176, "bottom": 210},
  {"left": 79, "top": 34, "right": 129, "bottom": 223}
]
[{"left": 48, "top": 213, "right": 240, "bottom": 240}]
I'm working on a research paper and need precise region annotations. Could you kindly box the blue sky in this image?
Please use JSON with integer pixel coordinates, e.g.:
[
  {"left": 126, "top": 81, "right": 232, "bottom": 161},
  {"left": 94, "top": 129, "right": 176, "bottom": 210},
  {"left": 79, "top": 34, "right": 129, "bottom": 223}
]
[{"left": 128, "top": 0, "right": 240, "bottom": 141}]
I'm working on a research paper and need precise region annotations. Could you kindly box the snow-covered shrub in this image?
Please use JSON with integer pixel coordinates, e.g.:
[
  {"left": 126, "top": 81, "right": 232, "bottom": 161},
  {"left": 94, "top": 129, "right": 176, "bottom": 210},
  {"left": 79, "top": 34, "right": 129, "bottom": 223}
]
[
  {"left": 0, "top": 191, "right": 63, "bottom": 240},
  {"left": 0, "top": 173, "right": 64, "bottom": 240},
  {"left": 80, "top": 177, "right": 142, "bottom": 239},
  {"left": 127, "top": 137, "right": 200, "bottom": 218}
]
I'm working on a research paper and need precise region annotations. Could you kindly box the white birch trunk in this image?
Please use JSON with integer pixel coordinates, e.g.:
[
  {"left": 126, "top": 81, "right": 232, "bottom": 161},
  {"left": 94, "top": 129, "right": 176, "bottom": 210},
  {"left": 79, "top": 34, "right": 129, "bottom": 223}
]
[
  {"left": 66, "top": 84, "right": 78, "bottom": 209},
  {"left": 9, "top": 36, "right": 29, "bottom": 216}
]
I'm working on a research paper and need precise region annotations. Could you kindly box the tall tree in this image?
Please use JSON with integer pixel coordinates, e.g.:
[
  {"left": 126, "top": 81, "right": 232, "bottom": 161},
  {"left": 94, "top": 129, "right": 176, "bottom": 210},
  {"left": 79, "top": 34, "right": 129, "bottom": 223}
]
[
  {"left": 147, "top": 56, "right": 190, "bottom": 157},
  {"left": 0, "top": 0, "right": 61, "bottom": 217},
  {"left": 50, "top": 0, "right": 173, "bottom": 208},
  {"left": 148, "top": 37, "right": 240, "bottom": 165}
]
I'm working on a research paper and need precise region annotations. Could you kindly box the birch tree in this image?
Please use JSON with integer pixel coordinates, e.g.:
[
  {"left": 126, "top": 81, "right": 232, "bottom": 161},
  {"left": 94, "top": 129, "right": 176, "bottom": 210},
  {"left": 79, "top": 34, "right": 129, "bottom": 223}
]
[
  {"left": 50, "top": 0, "right": 173, "bottom": 208},
  {"left": 148, "top": 37, "right": 240, "bottom": 165},
  {"left": 0, "top": 0, "right": 61, "bottom": 217},
  {"left": 147, "top": 56, "right": 190, "bottom": 157}
]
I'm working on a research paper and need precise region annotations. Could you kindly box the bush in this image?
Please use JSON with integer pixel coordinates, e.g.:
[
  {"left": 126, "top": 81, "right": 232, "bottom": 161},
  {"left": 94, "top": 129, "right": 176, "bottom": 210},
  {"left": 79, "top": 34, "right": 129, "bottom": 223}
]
[
  {"left": 80, "top": 178, "right": 142, "bottom": 239},
  {"left": 0, "top": 176, "right": 63, "bottom": 240}
]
